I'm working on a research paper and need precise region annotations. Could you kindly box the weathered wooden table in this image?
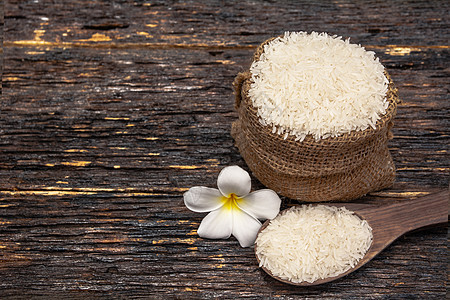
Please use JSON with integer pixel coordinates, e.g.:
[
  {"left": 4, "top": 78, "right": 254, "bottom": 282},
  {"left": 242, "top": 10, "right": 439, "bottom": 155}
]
[{"left": 1, "top": 1, "right": 448, "bottom": 298}]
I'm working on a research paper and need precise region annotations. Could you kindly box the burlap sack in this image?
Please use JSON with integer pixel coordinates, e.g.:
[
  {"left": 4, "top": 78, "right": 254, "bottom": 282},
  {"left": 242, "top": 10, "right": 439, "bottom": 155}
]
[{"left": 231, "top": 38, "right": 400, "bottom": 202}]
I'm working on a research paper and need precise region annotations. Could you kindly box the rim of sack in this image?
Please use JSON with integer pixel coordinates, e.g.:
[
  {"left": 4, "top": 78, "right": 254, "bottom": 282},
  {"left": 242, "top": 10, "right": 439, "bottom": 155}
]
[{"left": 233, "top": 36, "right": 400, "bottom": 146}]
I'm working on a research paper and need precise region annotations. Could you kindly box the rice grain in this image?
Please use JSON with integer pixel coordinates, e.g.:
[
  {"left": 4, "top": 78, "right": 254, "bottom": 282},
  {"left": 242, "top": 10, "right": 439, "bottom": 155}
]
[{"left": 255, "top": 205, "right": 373, "bottom": 283}]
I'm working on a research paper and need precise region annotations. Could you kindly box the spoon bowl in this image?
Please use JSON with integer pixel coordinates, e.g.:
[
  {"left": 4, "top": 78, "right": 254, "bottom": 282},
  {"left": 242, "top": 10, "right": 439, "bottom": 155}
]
[{"left": 255, "top": 190, "right": 449, "bottom": 286}]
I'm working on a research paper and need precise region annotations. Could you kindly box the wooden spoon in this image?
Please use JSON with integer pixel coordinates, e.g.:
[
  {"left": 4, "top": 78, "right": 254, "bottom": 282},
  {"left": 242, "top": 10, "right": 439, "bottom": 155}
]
[{"left": 255, "top": 190, "right": 448, "bottom": 286}]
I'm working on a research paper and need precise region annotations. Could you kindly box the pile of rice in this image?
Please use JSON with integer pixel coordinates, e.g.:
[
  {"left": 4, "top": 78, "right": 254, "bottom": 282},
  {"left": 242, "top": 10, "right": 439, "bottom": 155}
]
[
  {"left": 249, "top": 31, "right": 389, "bottom": 141},
  {"left": 255, "top": 205, "right": 373, "bottom": 284}
]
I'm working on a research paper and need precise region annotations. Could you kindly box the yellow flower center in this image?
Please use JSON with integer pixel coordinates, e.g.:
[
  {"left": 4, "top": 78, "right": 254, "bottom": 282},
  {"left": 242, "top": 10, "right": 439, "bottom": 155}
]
[{"left": 222, "top": 193, "right": 242, "bottom": 211}]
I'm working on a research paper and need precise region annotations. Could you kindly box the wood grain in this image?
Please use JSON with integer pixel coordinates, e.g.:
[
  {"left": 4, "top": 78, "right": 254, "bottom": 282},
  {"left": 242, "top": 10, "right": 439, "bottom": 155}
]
[{"left": 1, "top": 0, "right": 449, "bottom": 298}]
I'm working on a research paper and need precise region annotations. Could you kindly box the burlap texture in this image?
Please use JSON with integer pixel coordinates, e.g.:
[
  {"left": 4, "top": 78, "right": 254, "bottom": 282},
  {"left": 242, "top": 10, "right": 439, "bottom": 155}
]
[{"left": 231, "top": 38, "right": 400, "bottom": 202}]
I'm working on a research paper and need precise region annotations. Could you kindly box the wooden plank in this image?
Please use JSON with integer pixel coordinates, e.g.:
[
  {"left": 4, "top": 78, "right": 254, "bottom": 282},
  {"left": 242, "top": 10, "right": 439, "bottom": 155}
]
[
  {"left": 0, "top": 191, "right": 447, "bottom": 298},
  {"left": 1, "top": 47, "right": 448, "bottom": 191},
  {"left": 4, "top": 0, "right": 450, "bottom": 47},
  {"left": 1, "top": 0, "right": 448, "bottom": 298}
]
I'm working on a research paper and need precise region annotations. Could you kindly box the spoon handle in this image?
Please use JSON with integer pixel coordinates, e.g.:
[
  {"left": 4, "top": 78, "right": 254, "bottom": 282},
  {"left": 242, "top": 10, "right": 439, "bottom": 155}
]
[{"left": 364, "top": 190, "right": 448, "bottom": 239}]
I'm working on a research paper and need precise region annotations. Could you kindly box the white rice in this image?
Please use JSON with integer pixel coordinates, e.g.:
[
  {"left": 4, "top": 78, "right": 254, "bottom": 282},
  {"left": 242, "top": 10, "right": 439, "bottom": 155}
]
[
  {"left": 255, "top": 205, "right": 373, "bottom": 284},
  {"left": 249, "top": 31, "right": 389, "bottom": 141}
]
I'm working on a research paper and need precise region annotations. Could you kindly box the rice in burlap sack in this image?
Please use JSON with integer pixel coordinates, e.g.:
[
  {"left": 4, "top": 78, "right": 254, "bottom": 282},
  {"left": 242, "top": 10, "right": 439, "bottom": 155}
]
[{"left": 231, "top": 38, "right": 400, "bottom": 202}]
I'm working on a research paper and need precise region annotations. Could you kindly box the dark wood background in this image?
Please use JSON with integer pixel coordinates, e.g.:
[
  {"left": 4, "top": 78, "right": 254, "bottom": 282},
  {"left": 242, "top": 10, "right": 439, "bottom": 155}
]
[{"left": 1, "top": 0, "right": 448, "bottom": 298}]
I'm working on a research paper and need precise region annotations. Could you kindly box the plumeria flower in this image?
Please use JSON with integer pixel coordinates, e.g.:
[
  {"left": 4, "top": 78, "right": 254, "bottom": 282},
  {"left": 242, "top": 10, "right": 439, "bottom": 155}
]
[{"left": 184, "top": 165, "right": 281, "bottom": 247}]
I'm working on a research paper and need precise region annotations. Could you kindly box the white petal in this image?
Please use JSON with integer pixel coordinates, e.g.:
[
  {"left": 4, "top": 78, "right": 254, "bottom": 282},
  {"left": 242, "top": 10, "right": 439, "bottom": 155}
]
[
  {"left": 197, "top": 208, "right": 232, "bottom": 240},
  {"left": 184, "top": 187, "right": 224, "bottom": 213},
  {"left": 232, "top": 208, "right": 262, "bottom": 248},
  {"left": 217, "top": 165, "right": 251, "bottom": 198},
  {"left": 236, "top": 189, "right": 281, "bottom": 220}
]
